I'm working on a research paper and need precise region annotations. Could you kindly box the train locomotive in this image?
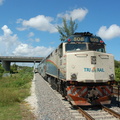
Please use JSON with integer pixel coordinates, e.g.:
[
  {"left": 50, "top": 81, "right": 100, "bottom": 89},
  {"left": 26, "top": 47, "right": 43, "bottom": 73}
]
[{"left": 37, "top": 32, "right": 115, "bottom": 106}]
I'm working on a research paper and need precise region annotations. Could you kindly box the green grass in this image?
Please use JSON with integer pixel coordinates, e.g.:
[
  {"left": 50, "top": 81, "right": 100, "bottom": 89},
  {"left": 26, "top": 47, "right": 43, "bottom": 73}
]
[
  {"left": 0, "top": 104, "right": 22, "bottom": 120},
  {"left": 0, "top": 67, "right": 34, "bottom": 120}
]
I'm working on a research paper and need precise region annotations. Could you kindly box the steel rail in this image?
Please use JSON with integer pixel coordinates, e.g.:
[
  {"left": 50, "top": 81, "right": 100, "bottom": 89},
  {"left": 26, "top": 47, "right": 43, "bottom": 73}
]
[
  {"left": 77, "top": 107, "right": 95, "bottom": 120},
  {"left": 102, "top": 106, "right": 120, "bottom": 119}
]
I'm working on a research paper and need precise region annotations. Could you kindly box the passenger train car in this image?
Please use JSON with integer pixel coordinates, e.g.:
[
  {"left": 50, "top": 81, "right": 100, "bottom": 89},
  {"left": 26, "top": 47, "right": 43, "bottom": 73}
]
[{"left": 38, "top": 32, "right": 115, "bottom": 106}]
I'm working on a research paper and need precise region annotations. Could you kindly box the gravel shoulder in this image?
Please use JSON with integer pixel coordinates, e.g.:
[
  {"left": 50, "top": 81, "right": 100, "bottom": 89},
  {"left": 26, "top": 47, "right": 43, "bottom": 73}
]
[
  {"left": 25, "top": 73, "right": 38, "bottom": 118},
  {"left": 25, "top": 73, "right": 75, "bottom": 120}
]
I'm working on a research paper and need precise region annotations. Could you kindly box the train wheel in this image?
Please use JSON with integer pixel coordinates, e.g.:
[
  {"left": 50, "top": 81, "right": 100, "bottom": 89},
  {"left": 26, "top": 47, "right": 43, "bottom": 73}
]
[
  {"left": 47, "top": 77, "right": 51, "bottom": 84},
  {"left": 62, "top": 87, "right": 67, "bottom": 97},
  {"left": 51, "top": 78, "right": 57, "bottom": 90},
  {"left": 61, "top": 81, "right": 67, "bottom": 97}
]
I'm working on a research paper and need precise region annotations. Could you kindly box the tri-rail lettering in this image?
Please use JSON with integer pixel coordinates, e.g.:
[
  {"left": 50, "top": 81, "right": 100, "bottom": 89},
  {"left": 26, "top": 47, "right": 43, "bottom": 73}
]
[{"left": 84, "top": 67, "right": 104, "bottom": 72}]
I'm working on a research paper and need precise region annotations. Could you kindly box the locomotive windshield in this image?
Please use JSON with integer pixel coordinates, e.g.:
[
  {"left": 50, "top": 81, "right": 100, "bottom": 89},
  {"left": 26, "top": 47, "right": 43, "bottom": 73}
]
[
  {"left": 88, "top": 43, "right": 105, "bottom": 52},
  {"left": 66, "top": 44, "right": 86, "bottom": 51},
  {"left": 65, "top": 43, "right": 105, "bottom": 52}
]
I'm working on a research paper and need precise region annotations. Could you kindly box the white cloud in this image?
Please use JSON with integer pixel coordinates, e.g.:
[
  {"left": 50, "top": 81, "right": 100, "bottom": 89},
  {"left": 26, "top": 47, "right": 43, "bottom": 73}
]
[
  {"left": 16, "top": 26, "right": 27, "bottom": 31},
  {"left": 35, "top": 38, "right": 40, "bottom": 42},
  {"left": 27, "top": 38, "right": 40, "bottom": 43},
  {"left": 28, "top": 32, "right": 34, "bottom": 37},
  {"left": 97, "top": 24, "right": 120, "bottom": 40},
  {"left": 16, "top": 18, "right": 23, "bottom": 23},
  {"left": 0, "top": 0, "right": 4, "bottom": 5},
  {"left": 17, "top": 15, "right": 57, "bottom": 33},
  {"left": 0, "top": 25, "right": 54, "bottom": 57},
  {"left": 12, "top": 43, "right": 54, "bottom": 57},
  {"left": 2, "top": 25, "right": 13, "bottom": 35},
  {"left": 16, "top": 8, "right": 88, "bottom": 33},
  {"left": 57, "top": 8, "right": 88, "bottom": 21},
  {"left": 0, "top": 25, "right": 19, "bottom": 55}
]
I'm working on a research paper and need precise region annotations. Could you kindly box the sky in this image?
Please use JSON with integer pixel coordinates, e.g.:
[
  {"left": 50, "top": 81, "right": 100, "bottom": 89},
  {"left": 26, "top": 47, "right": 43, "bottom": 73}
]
[{"left": 0, "top": 0, "right": 120, "bottom": 61}]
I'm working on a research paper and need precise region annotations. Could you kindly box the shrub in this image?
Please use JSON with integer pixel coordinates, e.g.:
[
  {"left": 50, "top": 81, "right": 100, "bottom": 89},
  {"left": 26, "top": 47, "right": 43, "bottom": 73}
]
[
  {"left": 0, "top": 63, "right": 4, "bottom": 78},
  {"left": 0, "top": 67, "right": 33, "bottom": 106},
  {"left": 115, "top": 68, "right": 120, "bottom": 82}
]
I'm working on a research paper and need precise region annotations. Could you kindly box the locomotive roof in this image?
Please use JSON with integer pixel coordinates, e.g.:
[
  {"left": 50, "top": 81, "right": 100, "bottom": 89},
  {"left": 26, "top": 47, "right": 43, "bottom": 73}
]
[{"left": 64, "top": 32, "right": 105, "bottom": 44}]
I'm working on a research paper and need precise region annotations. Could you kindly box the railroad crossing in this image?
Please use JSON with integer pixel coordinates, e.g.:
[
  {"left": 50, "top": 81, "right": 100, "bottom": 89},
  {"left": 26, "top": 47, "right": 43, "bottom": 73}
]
[{"left": 0, "top": 56, "right": 43, "bottom": 71}]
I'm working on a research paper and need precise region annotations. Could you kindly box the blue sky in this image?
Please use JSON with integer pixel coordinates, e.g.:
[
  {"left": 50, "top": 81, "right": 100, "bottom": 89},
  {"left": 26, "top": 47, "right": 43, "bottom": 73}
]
[{"left": 0, "top": 0, "right": 120, "bottom": 61}]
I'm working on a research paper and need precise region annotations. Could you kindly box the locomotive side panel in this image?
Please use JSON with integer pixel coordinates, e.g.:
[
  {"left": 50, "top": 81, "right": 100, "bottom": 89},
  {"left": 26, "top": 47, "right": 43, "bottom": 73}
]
[
  {"left": 45, "top": 44, "right": 67, "bottom": 80},
  {"left": 46, "top": 50, "right": 59, "bottom": 78},
  {"left": 59, "top": 55, "right": 67, "bottom": 79},
  {"left": 38, "top": 60, "right": 46, "bottom": 77}
]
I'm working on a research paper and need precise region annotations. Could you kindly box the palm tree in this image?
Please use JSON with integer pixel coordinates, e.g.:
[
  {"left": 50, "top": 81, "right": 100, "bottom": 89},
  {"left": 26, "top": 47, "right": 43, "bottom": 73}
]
[{"left": 57, "top": 17, "right": 78, "bottom": 41}]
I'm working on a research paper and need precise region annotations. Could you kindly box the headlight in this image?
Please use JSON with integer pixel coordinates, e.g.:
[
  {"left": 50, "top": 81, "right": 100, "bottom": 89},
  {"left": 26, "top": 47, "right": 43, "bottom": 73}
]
[
  {"left": 71, "top": 73, "right": 77, "bottom": 80},
  {"left": 109, "top": 74, "right": 114, "bottom": 80}
]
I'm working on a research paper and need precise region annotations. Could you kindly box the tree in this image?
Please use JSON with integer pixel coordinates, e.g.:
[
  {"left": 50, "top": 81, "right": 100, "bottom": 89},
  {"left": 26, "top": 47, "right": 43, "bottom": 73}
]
[
  {"left": 115, "top": 60, "right": 120, "bottom": 68},
  {"left": 115, "top": 60, "right": 120, "bottom": 81},
  {"left": 57, "top": 17, "right": 78, "bottom": 41},
  {"left": 0, "top": 63, "right": 4, "bottom": 78},
  {"left": 115, "top": 68, "right": 120, "bottom": 81},
  {"left": 10, "top": 63, "right": 18, "bottom": 73}
]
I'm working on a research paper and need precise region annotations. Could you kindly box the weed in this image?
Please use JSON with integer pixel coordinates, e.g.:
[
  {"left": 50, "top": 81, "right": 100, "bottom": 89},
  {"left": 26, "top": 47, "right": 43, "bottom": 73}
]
[{"left": 0, "top": 67, "right": 34, "bottom": 119}]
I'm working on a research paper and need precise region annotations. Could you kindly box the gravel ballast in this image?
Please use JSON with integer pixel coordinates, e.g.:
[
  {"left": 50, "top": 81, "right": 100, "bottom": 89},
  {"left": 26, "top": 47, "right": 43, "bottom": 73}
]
[
  {"left": 26, "top": 73, "right": 75, "bottom": 120},
  {"left": 35, "top": 73, "right": 76, "bottom": 120}
]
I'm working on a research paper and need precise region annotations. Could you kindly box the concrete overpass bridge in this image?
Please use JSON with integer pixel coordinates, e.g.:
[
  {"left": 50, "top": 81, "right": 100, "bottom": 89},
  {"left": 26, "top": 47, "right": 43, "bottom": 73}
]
[{"left": 0, "top": 56, "right": 44, "bottom": 71}]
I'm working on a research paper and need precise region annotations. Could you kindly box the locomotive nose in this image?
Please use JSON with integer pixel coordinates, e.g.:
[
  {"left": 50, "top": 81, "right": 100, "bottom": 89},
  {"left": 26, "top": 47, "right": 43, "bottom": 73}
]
[{"left": 87, "top": 87, "right": 99, "bottom": 102}]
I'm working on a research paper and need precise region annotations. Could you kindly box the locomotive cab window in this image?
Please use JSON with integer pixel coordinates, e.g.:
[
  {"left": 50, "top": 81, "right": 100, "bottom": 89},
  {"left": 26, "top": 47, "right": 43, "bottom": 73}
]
[
  {"left": 88, "top": 43, "right": 105, "bottom": 53},
  {"left": 65, "top": 43, "right": 87, "bottom": 52},
  {"left": 59, "top": 44, "right": 63, "bottom": 57}
]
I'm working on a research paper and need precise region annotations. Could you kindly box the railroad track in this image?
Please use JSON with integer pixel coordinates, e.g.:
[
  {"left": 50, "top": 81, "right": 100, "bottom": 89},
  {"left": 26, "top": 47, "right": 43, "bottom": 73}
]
[
  {"left": 102, "top": 105, "right": 120, "bottom": 119},
  {"left": 113, "top": 86, "right": 120, "bottom": 96},
  {"left": 44, "top": 78, "right": 120, "bottom": 119},
  {"left": 54, "top": 87, "right": 120, "bottom": 119},
  {"left": 77, "top": 107, "right": 95, "bottom": 120},
  {"left": 77, "top": 105, "right": 120, "bottom": 120}
]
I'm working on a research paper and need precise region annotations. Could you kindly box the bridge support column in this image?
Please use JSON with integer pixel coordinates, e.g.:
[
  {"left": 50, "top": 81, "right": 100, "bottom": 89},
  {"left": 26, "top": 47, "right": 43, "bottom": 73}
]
[
  {"left": 34, "top": 61, "right": 36, "bottom": 68},
  {"left": 2, "top": 61, "right": 11, "bottom": 71}
]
